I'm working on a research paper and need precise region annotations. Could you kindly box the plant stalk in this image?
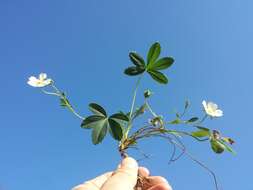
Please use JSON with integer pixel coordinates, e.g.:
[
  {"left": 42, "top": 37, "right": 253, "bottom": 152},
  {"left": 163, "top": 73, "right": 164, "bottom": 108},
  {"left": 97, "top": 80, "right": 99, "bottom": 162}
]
[{"left": 124, "top": 75, "right": 142, "bottom": 139}]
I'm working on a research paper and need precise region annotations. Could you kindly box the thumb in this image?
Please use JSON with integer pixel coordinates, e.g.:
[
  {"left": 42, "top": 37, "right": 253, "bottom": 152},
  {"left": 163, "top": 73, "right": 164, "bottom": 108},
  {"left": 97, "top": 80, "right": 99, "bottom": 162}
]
[{"left": 101, "top": 157, "right": 138, "bottom": 190}]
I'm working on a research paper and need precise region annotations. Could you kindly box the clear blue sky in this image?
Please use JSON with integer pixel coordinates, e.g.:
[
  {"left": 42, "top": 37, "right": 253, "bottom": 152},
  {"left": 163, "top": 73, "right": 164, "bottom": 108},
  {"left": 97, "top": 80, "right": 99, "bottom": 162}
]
[{"left": 0, "top": 0, "right": 252, "bottom": 190}]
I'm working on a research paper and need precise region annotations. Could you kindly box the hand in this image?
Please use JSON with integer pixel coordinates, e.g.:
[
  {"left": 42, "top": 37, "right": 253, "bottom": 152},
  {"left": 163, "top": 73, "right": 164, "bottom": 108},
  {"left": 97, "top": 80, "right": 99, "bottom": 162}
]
[{"left": 72, "top": 157, "right": 172, "bottom": 190}]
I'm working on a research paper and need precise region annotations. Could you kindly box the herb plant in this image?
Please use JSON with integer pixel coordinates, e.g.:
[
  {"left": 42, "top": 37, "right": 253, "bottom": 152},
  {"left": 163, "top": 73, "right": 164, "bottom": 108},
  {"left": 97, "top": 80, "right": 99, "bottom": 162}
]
[{"left": 27, "top": 42, "right": 235, "bottom": 190}]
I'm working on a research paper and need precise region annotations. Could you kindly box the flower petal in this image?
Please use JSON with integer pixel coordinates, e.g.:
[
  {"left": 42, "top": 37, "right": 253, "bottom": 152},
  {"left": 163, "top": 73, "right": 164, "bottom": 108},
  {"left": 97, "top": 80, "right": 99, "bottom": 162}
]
[
  {"left": 28, "top": 76, "right": 38, "bottom": 82},
  {"left": 202, "top": 100, "right": 207, "bottom": 110},
  {"left": 39, "top": 73, "right": 47, "bottom": 80},
  {"left": 208, "top": 102, "right": 218, "bottom": 110},
  {"left": 27, "top": 80, "right": 39, "bottom": 87},
  {"left": 215, "top": 110, "right": 223, "bottom": 117}
]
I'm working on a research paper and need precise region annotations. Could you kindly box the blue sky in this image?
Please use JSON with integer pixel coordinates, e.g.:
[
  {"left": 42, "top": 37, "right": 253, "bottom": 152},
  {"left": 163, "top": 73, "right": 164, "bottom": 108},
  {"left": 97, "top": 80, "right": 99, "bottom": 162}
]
[{"left": 0, "top": 0, "right": 252, "bottom": 190}]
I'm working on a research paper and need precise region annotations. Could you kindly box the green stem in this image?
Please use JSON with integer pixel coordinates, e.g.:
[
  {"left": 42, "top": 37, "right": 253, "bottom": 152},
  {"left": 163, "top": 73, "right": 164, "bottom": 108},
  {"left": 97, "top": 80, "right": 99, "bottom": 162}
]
[
  {"left": 199, "top": 114, "right": 208, "bottom": 124},
  {"left": 43, "top": 84, "right": 85, "bottom": 120},
  {"left": 42, "top": 89, "right": 60, "bottom": 97},
  {"left": 145, "top": 101, "right": 157, "bottom": 117},
  {"left": 165, "top": 129, "right": 209, "bottom": 142},
  {"left": 124, "top": 75, "right": 142, "bottom": 138},
  {"left": 64, "top": 100, "right": 85, "bottom": 120},
  {"left": 129, "top": 76, "right": 142, "bottom": 118},
  {"left": 51, "top": 83, "right": 61, "bottom": 94}
]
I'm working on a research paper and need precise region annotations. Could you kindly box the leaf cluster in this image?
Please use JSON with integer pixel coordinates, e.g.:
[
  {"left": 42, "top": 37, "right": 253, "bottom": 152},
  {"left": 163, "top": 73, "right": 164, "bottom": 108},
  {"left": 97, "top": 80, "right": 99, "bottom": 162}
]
[
  {"left": 81, "top": 103, "right": 129, "bottom": 144},
  {"left": 124, "top": 42, "right": 174, "bottom": 84}
]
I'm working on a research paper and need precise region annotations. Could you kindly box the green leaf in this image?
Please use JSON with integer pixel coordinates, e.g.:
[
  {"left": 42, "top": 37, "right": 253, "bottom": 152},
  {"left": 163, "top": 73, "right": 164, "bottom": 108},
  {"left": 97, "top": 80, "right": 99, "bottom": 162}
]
[
  {"left": 223, "top": 137, "right": 235, "bottom": 145},
  {"left": 147, "top": 42, "right": 161, "bottom": 65},
  {"left": 92, "top": 119, "right": 108, "bottom": 144},
  {"left": 129, "top": 52, "right": 145, "bottom": 67},
  {"left": 219, "top": 140, "right": 236, "bottom": 154},
  {"left": 81, "top": 115, "right": 106, "bottom": 129},
  {"left": 124, "top": 66, "right": 145, "bottom": 76},
  {"left": 170, "top": 118, "right": 181, "bottom": 124},
  {"left": 187, "top": 117, "right": 199, "bottom": 123},
  {"left": 191, "top": 130, "right": 210, "bottom": 138},
  {"left": 89, "top": 103, "right": 107, "bottom": 116},
  {"left": 196, "top": 126, "right": 210, "bottom": 131},
  {"left": 60, "top": 98, "right": 68, "bottom": 107},
  {"left": 147, "top": 70, "right": 168, "bottom": 84},
  {"left": 150, "top": 57, "right": 174, "bottom": 70},
  {"left": 210, "top": 139, "right": 225, "bottom": 154},
  {"left": 59, "top": 93, "right": 70, "bottom": 107},
  {"left": 110, "top": 113, "right": 129, "bottom": 122},
  {"left": 108, "top": 119, "right": 123, "bottom": 141}
]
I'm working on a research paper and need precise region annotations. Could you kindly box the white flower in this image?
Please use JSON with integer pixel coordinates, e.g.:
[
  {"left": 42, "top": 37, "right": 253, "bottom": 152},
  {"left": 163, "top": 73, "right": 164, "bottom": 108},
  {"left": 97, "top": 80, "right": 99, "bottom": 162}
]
[
  {"left": 202, "top": 100, "right": 223, "bottom": 117},
  {"left": 27, "top": 73, "right": 52, "bottom": 87}
]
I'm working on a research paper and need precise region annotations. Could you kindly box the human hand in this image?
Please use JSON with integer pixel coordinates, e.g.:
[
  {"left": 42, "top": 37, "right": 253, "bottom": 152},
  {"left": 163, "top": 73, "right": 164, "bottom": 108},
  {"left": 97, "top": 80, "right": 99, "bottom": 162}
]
[{"left": 72, "top": 157, "right": 172, "bottom": 190}]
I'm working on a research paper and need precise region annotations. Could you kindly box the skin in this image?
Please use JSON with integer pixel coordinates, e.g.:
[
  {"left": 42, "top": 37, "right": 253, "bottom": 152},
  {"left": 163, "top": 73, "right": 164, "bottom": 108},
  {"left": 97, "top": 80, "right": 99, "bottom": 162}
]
[{"left": 72, "top": 157, "right": 172, "bottom": 190}]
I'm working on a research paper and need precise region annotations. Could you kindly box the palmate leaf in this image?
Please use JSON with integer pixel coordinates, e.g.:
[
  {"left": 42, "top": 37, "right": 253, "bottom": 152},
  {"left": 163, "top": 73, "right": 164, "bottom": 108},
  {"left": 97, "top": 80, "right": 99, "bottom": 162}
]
[
  {"left": 129, "top": 52, "right": 145, "bottom": 67},
  {"left": 147, "top": 42, "right": 161, "bottom": 66},
  {"left": 81, "top": 115, "right": 108, "bottom": 144},
  {"left": 81, "top": 103, "right": 109, "bottom": 144},
  {"left": 147, "top": 70, "right": 168, "bottom": 84},
  {"left": 81, "top": 103, "right": 128, "bottom": 144},
  {"left": 124, "top": 66, "right": 145, "bottom": 76},
  {"left": 124, "top": 42, "right": 174, "bottom": 84}
]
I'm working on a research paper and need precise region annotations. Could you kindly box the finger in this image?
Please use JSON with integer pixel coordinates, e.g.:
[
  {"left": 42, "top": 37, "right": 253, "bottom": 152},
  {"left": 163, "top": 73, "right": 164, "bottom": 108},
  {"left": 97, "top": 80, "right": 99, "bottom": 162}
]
[
  {"left": 138, "top": 167, "right": 150, "bottom": 177},
  {"left": 147, "top": 183, "right": 172, "bottom": 190},
  {"left": 141, "top": 176, "right": 169, "bottom": 190},
  {"left": 72, "top": 172, "right": 112, "bottom": 190},
  {"left": 101, "top": 157, "right": 138, "bottom": 190}
]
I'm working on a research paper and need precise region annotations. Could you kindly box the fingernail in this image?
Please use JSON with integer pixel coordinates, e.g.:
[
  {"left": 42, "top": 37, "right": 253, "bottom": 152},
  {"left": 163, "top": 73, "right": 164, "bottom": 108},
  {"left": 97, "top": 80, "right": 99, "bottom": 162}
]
[
  {"left": 121, "top": 157, "right": 138, "bottom": 169},
  {"left": 138, "top": 166, "right": 150, "bottom": 177}
]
